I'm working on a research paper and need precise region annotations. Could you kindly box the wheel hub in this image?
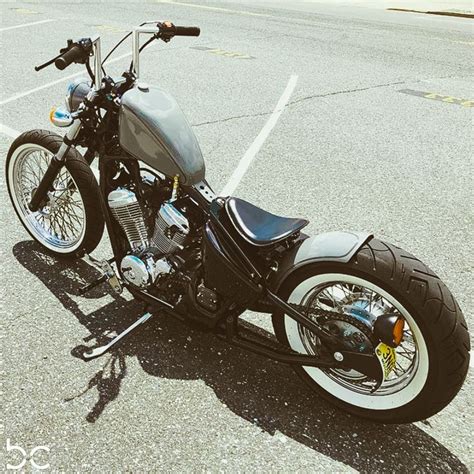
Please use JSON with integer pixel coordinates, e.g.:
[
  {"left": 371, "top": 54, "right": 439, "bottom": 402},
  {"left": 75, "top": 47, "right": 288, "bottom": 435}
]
[{"left": 319, "top": 312, "right": 376, "bottom": 380}]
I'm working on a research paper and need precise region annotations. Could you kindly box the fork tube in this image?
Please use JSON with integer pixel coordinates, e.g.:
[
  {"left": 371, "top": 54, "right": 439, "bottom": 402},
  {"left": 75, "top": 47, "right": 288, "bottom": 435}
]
[
  {"left": 132, "top": 29, "right": 140, "bottom": 77},
  {"left": 92, "top": 37, "right": 103, "bottom": 90},
  {"left": 28, "top": 121, "right": 82, "bottom": 212}
]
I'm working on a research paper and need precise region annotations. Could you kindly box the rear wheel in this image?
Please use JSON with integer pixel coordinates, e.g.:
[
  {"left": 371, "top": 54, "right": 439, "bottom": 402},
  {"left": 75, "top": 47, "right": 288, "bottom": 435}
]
[
  {"left": 272, "top": 238, "right": 470, "bottom": 423},
  {"left": 6, "top": 129, "right": 104, "bottom": 258}
]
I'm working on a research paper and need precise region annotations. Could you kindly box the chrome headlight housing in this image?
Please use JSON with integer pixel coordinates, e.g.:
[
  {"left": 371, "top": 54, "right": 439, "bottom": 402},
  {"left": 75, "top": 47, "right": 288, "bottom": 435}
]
[{"left": 65, "top": 78, "right": 91, "bottom": 112}]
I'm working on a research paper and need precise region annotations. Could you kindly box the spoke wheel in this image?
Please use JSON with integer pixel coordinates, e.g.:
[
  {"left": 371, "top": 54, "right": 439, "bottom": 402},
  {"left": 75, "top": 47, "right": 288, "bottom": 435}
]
[
  {"left": 288, "top": 274, "right": 427, "bottom": 407},
  {"left": 11, "top": 144, "right": 86, "bottom": 251},
  {"left": 272, "top": 238, "right": 470, "bottom": 423},
  {"left": 6, "top": 129, "right": 104, "bottom": 257}
]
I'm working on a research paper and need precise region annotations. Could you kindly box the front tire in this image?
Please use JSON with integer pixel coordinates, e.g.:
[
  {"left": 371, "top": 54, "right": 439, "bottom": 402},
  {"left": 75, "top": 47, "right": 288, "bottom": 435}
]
[
  {"left": 272, "top": 238, "right": 470, "bottom": 423},
  {"left": 6, "top": 129, "right": 104, "bottom": 258}
]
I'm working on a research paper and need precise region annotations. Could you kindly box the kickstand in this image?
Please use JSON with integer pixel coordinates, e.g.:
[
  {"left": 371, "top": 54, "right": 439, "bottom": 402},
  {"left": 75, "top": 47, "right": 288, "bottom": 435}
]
[{"left": 83, "top": 311, "right": 153, "bottom": 360}]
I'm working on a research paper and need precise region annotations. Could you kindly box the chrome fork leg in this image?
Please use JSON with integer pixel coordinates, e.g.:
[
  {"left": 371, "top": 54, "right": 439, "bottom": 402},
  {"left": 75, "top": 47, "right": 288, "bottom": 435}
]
[
  {"left": 83, "top": 312, "right": 153, "bottom": 359},
  {"left": 28, "top": 121, "right": 82, "bottom": 212}
]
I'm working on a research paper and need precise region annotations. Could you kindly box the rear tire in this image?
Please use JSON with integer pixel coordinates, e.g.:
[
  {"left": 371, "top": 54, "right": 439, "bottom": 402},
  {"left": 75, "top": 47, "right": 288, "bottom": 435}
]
[
  {"left": 272, "top": 238, "right": 470, "bottom": 423},
  {"left": 6, "top": 129, "right": 104, "bottom": 258}
]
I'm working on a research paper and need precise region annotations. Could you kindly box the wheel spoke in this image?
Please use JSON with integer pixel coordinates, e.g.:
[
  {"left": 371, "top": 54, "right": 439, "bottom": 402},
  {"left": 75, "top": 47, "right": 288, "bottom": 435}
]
[
  {"left": 296, "top": 278, "right": 422, "bottom": 397},
  {"left": 11, "top": 145, "right": 86, "bottom": 250}
]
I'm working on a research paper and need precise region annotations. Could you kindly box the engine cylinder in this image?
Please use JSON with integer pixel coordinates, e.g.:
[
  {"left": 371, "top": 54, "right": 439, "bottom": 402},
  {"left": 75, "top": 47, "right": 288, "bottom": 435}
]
[
  {"left": 108, "top": 188, "right": 148, "bottom": 250},
  {"left": 151, "top": 202, "right": 189, "bottom": 254}
]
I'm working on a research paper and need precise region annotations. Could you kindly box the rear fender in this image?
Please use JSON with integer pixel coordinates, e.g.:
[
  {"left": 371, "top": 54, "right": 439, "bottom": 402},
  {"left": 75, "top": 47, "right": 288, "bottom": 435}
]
[{"left": 270, "top": 231, "right": 373, "bottom": 291}]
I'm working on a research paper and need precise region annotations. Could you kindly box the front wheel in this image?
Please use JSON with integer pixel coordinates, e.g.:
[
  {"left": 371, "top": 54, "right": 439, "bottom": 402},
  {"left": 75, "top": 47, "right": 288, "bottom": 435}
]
[
  {"left": 6, "top": 129, "right": 104, "bottom": 258},
  {"left": 272, "top": 238, "right": 470, "bottom": 423}
]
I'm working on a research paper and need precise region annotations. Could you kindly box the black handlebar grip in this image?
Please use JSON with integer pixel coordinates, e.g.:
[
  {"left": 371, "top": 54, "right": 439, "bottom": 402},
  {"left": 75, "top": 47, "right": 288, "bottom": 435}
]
[
  {"left": 55, "top": 45, "right": 84, "bottom": 70},
  {"left": 174, "top": 26, "right": 200, "bottom": 37}
]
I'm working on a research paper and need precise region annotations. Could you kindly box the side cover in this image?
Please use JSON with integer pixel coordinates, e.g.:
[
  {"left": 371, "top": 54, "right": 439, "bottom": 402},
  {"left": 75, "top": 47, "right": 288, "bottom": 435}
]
[
  {"left": 119, "top": 85, "right": 205, "bottom": 185},
  {"left": 271, "top": 231, "right": 373, "bottom": 291}
]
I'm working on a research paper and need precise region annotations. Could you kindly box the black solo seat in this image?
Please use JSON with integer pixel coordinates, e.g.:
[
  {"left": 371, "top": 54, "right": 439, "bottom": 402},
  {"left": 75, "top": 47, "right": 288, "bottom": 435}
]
[{"left": 224, "top": 197, "right": 308, "bottom": 247}]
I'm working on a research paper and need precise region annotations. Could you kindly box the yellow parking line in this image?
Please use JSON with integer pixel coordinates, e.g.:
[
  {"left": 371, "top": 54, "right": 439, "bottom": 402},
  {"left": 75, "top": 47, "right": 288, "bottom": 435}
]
[
  {"left": 10, "top": 8, "right": 38, "bottom": 14},
  {"left": 399, "top": 89, "right": 473, "bottom": 107},
  {"left": 191, "top": 46, "right": 255, "bottom": 59},
  {"left": 94, "top": 24, "right": 128, "bottom": 33}
]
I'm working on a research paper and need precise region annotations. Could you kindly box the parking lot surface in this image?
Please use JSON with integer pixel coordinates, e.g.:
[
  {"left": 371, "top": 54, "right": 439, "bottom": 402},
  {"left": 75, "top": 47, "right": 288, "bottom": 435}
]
[{"left": 1, "top": 1, "right": 472, "bottom": 471}]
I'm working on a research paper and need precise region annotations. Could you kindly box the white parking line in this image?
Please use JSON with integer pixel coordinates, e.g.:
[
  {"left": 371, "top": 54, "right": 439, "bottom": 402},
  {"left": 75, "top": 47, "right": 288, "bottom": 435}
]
[
  {"left": 220, "top": 75, "right": 298, "bottom": 196},
  {"left": 0, "top": 19, "right": 54, "bottom": 32},
  {"left": 0, "top": 123, "right": 20, "bottom": 138},
  {"left": 0, "top": 51, "right": 132, "bottom": 106},
  {"left": 161, "top": 0, "right": 273, "bottom": 18}
]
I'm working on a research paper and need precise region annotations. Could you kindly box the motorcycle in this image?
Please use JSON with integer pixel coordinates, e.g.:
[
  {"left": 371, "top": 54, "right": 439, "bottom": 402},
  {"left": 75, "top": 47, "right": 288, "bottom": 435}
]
[{"left": 5, "top": 21, "right": 470, "bottom": 424}]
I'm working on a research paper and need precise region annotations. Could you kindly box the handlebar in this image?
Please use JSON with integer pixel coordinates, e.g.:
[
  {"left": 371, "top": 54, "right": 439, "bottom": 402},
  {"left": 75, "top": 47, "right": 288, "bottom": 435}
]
[
  {"left": 156, "top": 22, "right": 200, "bottom": 41},
  {"left": 34, "top": 21, "right": 201, "bottom": 84},
  {"left": 174, "top": 25, "right": 201, "bottom": 37},
  {"left": 55, "top": 45, "right": 85, "bottom": 70},
  {"left": 35, "top": 38, "right": 92, "bottom": 72}
]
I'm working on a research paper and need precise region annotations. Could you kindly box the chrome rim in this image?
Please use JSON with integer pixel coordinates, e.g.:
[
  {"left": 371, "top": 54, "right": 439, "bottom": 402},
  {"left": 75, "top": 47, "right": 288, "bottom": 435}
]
[
  {"left": 285, "top": 273, "right": 429, "bottom": 409},
  {"left": 298, "top": 281, "right": 418, "bottom": 395},
  {"left": 9, "top": 144, "right": 86, "bottom": 252}
]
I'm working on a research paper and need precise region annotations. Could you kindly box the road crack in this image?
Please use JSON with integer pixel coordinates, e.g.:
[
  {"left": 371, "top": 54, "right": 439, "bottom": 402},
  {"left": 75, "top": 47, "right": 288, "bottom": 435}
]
[
  {"left": 191, "top": 77, "right": 458, "bottom": 127},
  {"left": 288, "top": 80, "right": 407, "bottom": 105}
]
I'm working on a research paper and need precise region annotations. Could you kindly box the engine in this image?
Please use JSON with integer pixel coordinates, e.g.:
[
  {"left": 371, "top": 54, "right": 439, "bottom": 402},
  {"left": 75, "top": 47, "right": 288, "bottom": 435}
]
[{"left": 108, "top": 187, "right": 189, "bottom": 288}]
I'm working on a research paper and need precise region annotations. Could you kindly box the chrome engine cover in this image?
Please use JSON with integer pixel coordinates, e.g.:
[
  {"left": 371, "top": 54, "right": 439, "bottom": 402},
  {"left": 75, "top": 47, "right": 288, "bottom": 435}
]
[
  {"left": 120, "top": 254, "right": 172, "bottom": 288},
  {"left": 120, "top": 255, "right": 150, "bottom": 287}
]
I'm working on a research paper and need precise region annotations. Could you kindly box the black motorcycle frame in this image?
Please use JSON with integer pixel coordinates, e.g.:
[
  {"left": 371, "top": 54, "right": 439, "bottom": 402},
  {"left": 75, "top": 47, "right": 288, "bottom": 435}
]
[{"left": 27, "top": 24, "right": 384, "bottom": 382}]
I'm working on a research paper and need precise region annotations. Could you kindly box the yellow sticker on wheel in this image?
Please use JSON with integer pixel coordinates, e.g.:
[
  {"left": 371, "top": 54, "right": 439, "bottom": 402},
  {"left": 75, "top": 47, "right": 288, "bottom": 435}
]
[{"left": 375, "top": 342, "right": 396, "bottom": 380}]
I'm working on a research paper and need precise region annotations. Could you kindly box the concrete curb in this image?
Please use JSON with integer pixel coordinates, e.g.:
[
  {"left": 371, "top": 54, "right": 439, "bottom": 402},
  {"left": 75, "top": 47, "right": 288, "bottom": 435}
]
[{"left": 388, "top": 8, "right": 474, "bottom": 18}]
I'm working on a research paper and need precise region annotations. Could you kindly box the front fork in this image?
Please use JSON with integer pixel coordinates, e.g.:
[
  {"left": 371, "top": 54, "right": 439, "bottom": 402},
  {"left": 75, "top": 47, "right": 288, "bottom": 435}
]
[{"left": 28, "top": 121, "right": 82, "bottom": 212}]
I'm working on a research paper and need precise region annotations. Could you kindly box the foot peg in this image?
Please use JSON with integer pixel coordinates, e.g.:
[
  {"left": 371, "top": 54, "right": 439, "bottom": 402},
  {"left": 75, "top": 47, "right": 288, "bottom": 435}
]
[
  {"left": 83, "top": 312, "right": 153, "bottom": 359},
  {"left": 82, "top": 254, "right": 122, "bottom": 294},
  {"left": 78, "top": 274, "right": 108, "bottom": 295}
]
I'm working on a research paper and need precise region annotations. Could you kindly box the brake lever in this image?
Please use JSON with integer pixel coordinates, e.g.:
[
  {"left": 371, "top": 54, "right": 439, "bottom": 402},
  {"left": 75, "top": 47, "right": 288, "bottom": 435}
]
[{"left": 34, "top": 52, "right": 63, "bottom": 72}]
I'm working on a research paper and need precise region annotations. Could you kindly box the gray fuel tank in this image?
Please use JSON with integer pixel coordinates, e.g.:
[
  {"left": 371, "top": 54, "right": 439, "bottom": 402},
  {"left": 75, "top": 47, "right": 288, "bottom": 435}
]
[{"left": 119, "top": 84, "right": 205, "bottom": 185}]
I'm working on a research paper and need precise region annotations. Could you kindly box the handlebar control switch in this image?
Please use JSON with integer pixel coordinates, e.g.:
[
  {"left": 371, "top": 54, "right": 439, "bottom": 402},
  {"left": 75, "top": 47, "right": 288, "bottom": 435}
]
[{"left": 155, "top": 21, "right": 175, "bottom": 42}]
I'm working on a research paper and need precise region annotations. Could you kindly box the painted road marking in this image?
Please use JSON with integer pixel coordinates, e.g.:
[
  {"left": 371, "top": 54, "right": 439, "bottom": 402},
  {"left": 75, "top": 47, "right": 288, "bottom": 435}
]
[
  {"left": 10, "top": 7, "right": 38, "bottom": 15},
  {"left": 157, "top": 0, "right": 273, "bottom": 19},
  {"left": 0, "top": 124, "right": 20, "bottom": 138},
  {"left": 0, "top": 19, "right": 54, "bottom": 32},
  {"left": 164, "top": 1, "right": 468, "bottom": 46},
  {"left": 191, "top": 46, "right": 255, "bottom": 59},
  {"left": 94, "top": 24, "right": 128, "bottom": 33},
  {"left": 220, "top": 75, "right": 298, "bottom": 196},
  {"left": 399, "top": 89, "right": 473, "bottom": 107}
]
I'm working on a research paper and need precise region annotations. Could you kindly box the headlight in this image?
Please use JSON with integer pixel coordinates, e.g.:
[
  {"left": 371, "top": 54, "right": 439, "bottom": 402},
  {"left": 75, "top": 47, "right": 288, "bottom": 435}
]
[{"left": 65, "top": 78, "right": 91, "bottom": 112}]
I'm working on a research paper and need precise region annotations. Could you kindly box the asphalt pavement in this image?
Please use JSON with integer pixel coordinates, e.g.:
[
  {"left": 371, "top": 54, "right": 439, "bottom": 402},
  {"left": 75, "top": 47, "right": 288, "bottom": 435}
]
[{"left": 1, "top": 1, "right": 473, "bottom": 472}]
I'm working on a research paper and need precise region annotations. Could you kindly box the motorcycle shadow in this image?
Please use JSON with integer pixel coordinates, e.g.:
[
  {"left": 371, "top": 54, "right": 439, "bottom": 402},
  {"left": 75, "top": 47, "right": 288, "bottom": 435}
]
[{"left": 12, "top": 240, "right": 468, "bottom": 473}]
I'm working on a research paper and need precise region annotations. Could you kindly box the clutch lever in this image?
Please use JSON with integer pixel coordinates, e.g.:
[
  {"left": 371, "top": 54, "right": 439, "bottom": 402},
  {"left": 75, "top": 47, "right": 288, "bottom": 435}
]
[{"left": 34, "top": 52, "right": 63, "bottom": 71}]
